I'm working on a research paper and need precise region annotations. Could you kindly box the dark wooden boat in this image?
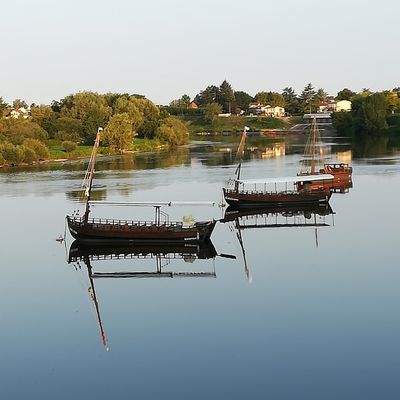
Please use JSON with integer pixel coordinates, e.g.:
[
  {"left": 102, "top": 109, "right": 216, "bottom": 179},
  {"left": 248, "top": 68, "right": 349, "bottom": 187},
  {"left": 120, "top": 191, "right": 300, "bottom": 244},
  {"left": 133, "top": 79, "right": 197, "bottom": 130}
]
[
  {"left": 66, "top": 128, "right": 216, "bottom": 244},
  {"left": 223, "top": 174, "right": 332, "bottom": 207},
  {"left": 297, "top": 117, "right": 352, "bottom": 190},
  {"left": 223, "top": 127, "right": 333, "bottom": 207},
  {"left": 67, "top": 213, "right": 216, "bottom": 245}
]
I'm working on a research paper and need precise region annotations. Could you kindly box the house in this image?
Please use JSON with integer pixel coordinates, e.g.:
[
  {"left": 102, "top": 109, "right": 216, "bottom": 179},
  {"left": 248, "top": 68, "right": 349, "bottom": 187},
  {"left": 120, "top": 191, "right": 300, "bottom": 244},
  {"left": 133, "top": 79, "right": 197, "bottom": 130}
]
[
  {"left": 187, "top": 101, "right": 199, "bottom": 109},
  {"left": 7, "top": 107, "right": 30, "bottom": 119},
  {"left": 336, "top": 100, "right": 352, "bottom": 112},
  {"left": 318, "top": 100, "right": 351, "bottom": 113},
  {"left": 248, "top": 103, "right": 285, "bottom": 117}
]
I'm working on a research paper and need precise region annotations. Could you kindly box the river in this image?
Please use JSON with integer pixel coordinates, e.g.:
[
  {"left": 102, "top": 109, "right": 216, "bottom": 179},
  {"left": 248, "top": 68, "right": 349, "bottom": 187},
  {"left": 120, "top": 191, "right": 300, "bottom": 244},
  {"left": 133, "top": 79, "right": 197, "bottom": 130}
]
[{"left": 1, "top": 134, "right": 399, "bottom": 399}]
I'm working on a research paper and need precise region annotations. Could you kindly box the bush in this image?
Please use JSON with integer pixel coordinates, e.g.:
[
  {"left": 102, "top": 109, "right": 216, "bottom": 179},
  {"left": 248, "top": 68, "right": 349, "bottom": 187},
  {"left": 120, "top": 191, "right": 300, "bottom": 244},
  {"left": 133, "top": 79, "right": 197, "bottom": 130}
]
[
  {"left": 22, "top": 145, "right": 38, "bottom": 164},
  {"left": 0, "top": 143, "right": 24, "bottom": 165},
  {"left": 0, "top": 152, "right": 4, "bottom": 166},
  {"left": 156, "top": 117, "right": 188, "bottom": 145},
  {"left": 62, "top": 141, "right": 77, "bottom": 153},
  {"left": 23, "top": 138, "right": 50, "bottom": 160},
  {"left": 55, "top": 130, "right": 81, "bottom": 142}
]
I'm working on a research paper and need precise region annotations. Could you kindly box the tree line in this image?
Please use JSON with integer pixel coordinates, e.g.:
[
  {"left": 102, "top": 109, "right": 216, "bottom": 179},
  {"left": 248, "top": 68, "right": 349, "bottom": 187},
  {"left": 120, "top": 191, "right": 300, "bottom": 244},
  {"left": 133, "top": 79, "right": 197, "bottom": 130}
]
[
  {"left": 331, "top": 89, "right": 400, "bottom": 137},
  {"left": 0, "top": 92, "right": 188, "bottom": 166},
  {"left": 167, "top": 81, "right": 380, "bottom": 116}
]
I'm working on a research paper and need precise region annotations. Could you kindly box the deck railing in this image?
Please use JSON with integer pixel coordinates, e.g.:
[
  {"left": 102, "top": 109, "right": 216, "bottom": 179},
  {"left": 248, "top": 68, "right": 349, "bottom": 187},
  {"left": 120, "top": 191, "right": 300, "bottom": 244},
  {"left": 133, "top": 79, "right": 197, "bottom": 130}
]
[{"left": 69, "top": 216, "right": 183, "bottom": 227}]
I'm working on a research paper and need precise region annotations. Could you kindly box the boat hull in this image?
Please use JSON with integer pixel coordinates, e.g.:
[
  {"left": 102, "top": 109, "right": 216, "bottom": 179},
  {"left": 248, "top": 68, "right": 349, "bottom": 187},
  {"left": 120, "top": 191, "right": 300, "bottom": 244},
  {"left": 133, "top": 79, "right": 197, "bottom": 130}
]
[
  {"left": 223, "top": 188, "right": 332, "bottom": 207},
  {"left": 67, "top": 216, "right": 216, "bottom": 244}
]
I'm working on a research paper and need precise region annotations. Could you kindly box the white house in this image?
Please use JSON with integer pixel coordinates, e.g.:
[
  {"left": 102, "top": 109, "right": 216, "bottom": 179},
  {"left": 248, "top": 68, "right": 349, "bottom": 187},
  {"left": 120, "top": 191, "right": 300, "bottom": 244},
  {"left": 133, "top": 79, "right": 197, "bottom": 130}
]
[
  {"left": 318, "top": 100, "right": 352, "bottom": 113},
  {"left": 248, "top": 103, "right": 285, "bottom": 117},
  {"left": 8, "top": 107, "right": 30, "bottom": 119}
]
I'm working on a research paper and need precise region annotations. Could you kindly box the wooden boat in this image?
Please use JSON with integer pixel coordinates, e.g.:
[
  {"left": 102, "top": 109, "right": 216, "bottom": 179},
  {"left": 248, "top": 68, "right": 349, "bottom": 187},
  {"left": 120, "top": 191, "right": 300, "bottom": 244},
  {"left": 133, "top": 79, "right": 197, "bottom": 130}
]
[
  {"left": 297, "top": 117, "right": 352, "bottom": 190},
  {"left": 222, "top": 127, "right": 333, "bottom": 207},
  {"left": 223, "top": 174, "right": 333, "bottom": 207},
  {"left": 66, "top": 128, "right": 216, "bottom": 244}
]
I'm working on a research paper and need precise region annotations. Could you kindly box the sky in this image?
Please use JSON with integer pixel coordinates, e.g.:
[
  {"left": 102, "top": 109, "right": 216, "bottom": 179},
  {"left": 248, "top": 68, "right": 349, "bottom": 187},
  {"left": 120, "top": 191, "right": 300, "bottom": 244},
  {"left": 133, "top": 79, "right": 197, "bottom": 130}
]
[{"left": 1, "top": 0, "right": 399, "bottom": 106}]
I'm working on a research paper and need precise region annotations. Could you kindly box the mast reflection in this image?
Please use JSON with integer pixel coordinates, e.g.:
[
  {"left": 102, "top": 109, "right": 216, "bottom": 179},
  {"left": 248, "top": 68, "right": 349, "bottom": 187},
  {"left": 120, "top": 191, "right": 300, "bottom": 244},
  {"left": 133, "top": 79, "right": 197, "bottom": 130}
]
[
  {"left": 67, "top": 240, "right": 234, "bottom": 350},
  {"left": 220, "top": 204, "right": 335, "bottom": 281}
]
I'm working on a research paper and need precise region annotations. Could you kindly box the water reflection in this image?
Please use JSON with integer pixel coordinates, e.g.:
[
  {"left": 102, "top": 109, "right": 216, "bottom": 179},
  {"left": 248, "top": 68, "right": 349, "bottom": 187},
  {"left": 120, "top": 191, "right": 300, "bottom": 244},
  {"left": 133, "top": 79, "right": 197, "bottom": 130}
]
[
  {"left": 220, "top": 204, "right": 335, "bottom": 282},
  {"left": 352, "top": 135, "right": 400, "bottom": 160},
  {"left": 67, "top": 240, "right": 235, "bottom": 350}
]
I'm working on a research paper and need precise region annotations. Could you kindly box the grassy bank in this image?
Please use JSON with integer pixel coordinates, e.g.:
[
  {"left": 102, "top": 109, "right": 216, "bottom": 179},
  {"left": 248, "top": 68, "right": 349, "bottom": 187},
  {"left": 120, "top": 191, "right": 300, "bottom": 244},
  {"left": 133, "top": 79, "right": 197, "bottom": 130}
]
[{"left": 47, "top": 138, "right": 169, "bottom": 160}]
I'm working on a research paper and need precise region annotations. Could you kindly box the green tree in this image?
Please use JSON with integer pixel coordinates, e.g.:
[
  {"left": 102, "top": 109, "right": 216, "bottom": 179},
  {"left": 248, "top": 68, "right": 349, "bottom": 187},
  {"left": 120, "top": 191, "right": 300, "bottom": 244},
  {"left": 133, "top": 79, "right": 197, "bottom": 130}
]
[
  {"left": 219, "top": 80, "right": 235, "bottom": 113},
  {"left": 0, "top": 97, "right": 8, "bottom": 117},
  {"left": 352, "top": 93, "right": 389, "bottom": 136},
  {"left": 129, "top": 97, "right": 160, "bottom": 121},
  {"left": 23, "top": 138, "right": 50, "bottom": 159},
  {"left": 203, "top": 102, "right": 222, "bottom": 123},
  {"left": 156, "top": 117, "right": 188, "bottom": 145},
  {"left": 103, "top": 113, "right": 134, "bottom": 151},
  {"left": 62, "top": 92, "right": 112, "bottom": 144},
  {"left": 300, "top": 83, "right": 317, "bottom": 113},
  {"left": 282, "top": 87, "right": 300, "bottom": 115},
  {"left": 337, "top": 88, "right": 356, "bottom": 101},
  {"left": 195, "top": 85, "right": 219, "bottom": 106},
  {"left": 331, "top": 111, "right": 353, "bottom": 136},
  {"left": 62, "top": 141, "right": 77, "bottom": 154},
  {"left": 254, "top": 91, "right": 285, "bottom": 107},
  {"left": 234, "top": 91, "right": 253, "bottom": 112},
  {"left": 0, "top": 143, "right": 24, "bottom": 165},
  {"left": 316, "top": 88, "right": 329, "bottom": 104},
  {"left": 30, "top": 105, "right": 57, "bottom": 137},
  {"left": 383, "top": 91, "right": 399, "bottom": 114},
  {"left": 114, "top": 97, "right": 144, "bottom": 131},
  {"left": 21, "top": 145, "right": 38, "bottom": 164}
]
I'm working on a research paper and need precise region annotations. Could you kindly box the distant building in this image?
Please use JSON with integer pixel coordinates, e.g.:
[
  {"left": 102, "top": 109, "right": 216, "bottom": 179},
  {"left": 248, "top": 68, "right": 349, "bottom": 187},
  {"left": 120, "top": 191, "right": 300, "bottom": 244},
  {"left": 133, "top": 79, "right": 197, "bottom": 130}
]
[
  {"left": 318, "top": 99, "right": 352, "bottom": 113},
  {"left": 336, "top": 100, "right": 352, "bottom": 112},
  {"left": 187, "top": 101, "right": 199, "bottom": 109},
  {"left": 6, "top": 107, "right": 30, "bottom": 119},
  {"left": 248, "top": 103, "right": 285, "bottom": 117}
]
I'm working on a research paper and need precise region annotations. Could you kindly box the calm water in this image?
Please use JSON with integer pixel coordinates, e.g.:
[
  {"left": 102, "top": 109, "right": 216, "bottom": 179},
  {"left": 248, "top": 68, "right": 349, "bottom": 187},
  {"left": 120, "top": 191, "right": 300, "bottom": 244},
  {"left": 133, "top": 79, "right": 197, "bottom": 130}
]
[{"left": 1, "top": 136, "right": 400, "bottom": 400}]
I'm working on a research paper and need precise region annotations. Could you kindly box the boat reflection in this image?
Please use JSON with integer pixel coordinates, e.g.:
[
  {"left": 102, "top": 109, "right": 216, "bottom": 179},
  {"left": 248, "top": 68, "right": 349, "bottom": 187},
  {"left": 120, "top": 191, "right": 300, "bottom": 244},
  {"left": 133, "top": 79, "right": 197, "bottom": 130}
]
[
  {"left": 220, "top": 204, "right": 335, "bottom": 282},
  {"left": 67, "top": 240, "right": 235, "bottom": 350},
  {"left": 220, "top": 204, "right": 334, "bottom": 228}
]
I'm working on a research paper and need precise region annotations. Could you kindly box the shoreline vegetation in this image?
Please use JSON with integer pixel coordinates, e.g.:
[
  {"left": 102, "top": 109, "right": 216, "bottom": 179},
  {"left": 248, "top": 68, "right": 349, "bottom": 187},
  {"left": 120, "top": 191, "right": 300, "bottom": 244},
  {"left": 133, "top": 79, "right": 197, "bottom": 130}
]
[{"left": 1, "top": 82, "right": 399, "bottom": 168}]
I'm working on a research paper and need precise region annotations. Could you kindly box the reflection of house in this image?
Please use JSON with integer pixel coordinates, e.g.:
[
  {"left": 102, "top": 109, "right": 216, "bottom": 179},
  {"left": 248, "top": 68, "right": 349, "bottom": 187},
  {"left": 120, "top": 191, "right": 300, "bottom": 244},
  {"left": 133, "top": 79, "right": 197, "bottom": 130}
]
[
  {"left": 187, "top": 101, "right": 199, "bottom": 109},
  {"left": 248, "top": 103, "right": 285, "bottom": 117},
  {"left": 337, "top": 150, "right": 352, "bottom": 163},
  {"left": 318, "top": 100, "right": 352, "bottom": 113},
  {"left": 262, "top": 142, "right": 286, "bottom": 158},
  {"left": 7, "top": 107, "right": 30, "bottom": 119}
]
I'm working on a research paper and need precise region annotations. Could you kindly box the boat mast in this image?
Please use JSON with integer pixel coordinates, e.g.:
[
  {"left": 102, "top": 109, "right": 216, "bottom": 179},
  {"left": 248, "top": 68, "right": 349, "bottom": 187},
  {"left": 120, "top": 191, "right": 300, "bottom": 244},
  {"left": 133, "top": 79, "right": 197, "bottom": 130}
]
[
  {"left": 302, "top": 117, "right": 320, "bottom": 174},
  {"left": 83, "top": 128, "right": 102, "bottom": 223},
  {"left": 234, "top": 126, "right": 249, "bottom": 186}
]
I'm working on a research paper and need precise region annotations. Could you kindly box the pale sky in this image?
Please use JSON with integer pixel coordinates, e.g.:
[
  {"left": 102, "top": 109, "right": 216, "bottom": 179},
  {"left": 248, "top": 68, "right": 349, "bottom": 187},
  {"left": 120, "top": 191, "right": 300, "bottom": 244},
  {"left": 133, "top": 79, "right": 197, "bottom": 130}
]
[{"left": 1, "top": 0, "right": 399, "bottom": 106}]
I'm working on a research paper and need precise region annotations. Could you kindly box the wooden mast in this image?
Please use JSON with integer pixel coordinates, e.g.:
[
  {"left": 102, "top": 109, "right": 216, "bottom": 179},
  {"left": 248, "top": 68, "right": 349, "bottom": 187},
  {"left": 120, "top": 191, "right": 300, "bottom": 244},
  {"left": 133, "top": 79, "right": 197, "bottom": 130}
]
[
  {"left": 234, "top": 126, "right": 249, "bottom": 189},
  {"left": 83, "top": 128, "right": 102, "bottom": 223}
]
